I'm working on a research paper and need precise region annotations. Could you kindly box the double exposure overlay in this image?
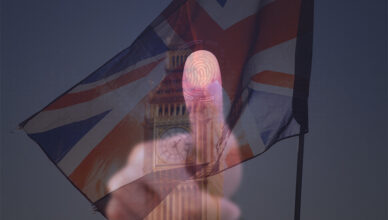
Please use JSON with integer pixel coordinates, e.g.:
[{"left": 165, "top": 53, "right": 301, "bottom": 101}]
[{"left": 20, "top": 0, "right": 314, "bottom": 219}]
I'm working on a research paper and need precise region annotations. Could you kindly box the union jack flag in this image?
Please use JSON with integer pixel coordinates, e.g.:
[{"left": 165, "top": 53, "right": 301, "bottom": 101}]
[{"left": 20, "top": 0, "right": 314, "bottom": 219}]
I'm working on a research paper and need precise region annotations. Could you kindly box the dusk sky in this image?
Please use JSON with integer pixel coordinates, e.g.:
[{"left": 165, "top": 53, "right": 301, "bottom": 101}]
[{"left": 1, "top": 0, "right": 387, "bottom": 219}]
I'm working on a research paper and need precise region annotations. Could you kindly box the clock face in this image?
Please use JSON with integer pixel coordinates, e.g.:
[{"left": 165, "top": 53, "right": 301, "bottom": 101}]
[{"left": 157, "top": 127, "right": 193, "bottom": 164}]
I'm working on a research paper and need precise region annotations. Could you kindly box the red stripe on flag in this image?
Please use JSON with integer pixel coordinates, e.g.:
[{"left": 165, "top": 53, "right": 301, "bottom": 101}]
[
  {"left": 69, "top": 110, "right": 146, "bottom": 201},
  {"left": 165, "top": 1, "right": 257, "bottom": 99},
  {"left": 254, "top": 0, "right": 302, "bottom": 53},
  {"left": 164, "top": 0, "right": 301, "bottom": 99},
  {"left": 45, "top": 60, "right": 163, "bottom": 110},
  {"left": 251, "top": 71, "right": 295, "bottom": 88}
]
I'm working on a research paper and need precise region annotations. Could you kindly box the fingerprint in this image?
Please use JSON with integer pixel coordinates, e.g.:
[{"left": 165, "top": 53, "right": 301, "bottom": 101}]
[{"left": 183, "top": 50, "right": 220, "bottom": 89}]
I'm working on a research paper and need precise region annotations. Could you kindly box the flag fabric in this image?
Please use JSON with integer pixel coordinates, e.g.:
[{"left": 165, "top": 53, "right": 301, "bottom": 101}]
[{"left": 20, "top": 0, "right": 314, "bottom": 219}]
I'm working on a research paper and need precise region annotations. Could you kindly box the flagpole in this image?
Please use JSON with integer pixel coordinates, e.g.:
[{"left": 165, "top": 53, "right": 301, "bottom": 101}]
[{"left": 294, "top": 132, "right": 305, "bottom": 220}]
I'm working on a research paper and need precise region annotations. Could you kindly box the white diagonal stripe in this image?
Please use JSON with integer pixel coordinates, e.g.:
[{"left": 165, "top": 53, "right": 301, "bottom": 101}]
[
  {"left": 57, "top": 61, "right": 166, "bottom": 175},
  {"left": 153, "top": 18, "right": 186, "bottom": 47},
  {"left": 231, "top": 101, "right": 266, "bottom": 155},
  {"left": 70, "top": 54, "right": 165, "bottom": 93},
  {"left": 249, "top": 81, "right": 293, "bottom": 97},
  {"left": 24, "top": 60, "right": 166, "bottom": 134}
]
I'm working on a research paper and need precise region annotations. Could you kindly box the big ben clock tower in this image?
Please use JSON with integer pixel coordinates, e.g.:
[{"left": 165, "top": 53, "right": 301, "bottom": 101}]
[{"left": 143, "top": 48, "right": 224, "bottom": 220}]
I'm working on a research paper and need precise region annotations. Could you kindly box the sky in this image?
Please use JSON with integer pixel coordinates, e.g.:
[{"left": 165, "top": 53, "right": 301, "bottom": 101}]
[{"left": 1, "top": 0, "right": 387, "bottom": 219}]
